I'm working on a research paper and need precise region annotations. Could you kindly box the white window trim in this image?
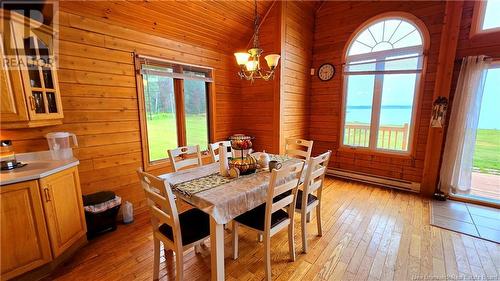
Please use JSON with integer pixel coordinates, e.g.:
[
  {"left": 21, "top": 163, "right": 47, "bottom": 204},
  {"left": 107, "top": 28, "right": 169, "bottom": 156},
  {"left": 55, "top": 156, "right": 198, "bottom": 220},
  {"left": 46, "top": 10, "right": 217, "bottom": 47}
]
[
  {"left": 470, "top": 0, "right": 500, "bottom": 37},
  {"left": 340, "top": 15, "right": 428, "bottom": 156}
]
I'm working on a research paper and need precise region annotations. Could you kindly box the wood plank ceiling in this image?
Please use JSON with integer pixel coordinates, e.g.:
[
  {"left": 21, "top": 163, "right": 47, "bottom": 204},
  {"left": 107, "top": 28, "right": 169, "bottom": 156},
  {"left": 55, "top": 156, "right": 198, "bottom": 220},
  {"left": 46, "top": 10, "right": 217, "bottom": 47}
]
[{"left": 60, "top": 1, "right": 275, "bottom": 52}]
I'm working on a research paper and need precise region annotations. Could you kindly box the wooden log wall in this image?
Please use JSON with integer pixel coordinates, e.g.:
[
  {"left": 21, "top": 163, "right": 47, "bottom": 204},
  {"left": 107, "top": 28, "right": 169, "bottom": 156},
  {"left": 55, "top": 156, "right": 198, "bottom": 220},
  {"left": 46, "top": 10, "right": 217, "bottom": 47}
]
[
  {"left": 0, "top": 8, "right": 243, "bottom": 211},
  {"left": 309, "top": 1, "right": 447, "bottom": 183}
]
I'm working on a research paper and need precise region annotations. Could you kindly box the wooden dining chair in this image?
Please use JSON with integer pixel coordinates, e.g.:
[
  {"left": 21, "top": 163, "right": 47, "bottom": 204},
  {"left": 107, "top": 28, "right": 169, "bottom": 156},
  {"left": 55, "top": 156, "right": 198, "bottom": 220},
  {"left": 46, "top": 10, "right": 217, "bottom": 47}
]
[
  {"left": 232, "top": 161, "right": 305, "bottom": 281},
  {"left": 208, "top": 141, "right": 233, "bottom": 163},
  {"left": 296, "top": 150, "right": 331, "bottom": 253},
  {"left": 285, "top": 138, "right": 314, "bottom": 161},
  {"left": 137, "top": 168, "right": 210, "bottom": 281},
  {"left": 167, "top": 145, "right": 203, "bottom": 172}
]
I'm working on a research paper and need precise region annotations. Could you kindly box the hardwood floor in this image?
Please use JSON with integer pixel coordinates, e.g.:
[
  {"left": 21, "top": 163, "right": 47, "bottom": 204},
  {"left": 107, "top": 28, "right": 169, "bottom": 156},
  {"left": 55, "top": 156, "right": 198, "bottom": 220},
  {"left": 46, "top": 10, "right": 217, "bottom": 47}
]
[{"left": 48, "top": 177, "right": 499, "bottom": 280}]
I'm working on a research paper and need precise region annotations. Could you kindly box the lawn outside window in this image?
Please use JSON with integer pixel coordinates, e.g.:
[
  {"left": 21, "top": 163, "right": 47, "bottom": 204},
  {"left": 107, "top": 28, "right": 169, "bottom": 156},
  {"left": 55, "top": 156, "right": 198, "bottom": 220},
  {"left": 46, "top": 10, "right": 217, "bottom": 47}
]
[
  {"left": 135, "top": 54, "right": 214, "bottom": 170},
  {"left": 340, "top": 13, "right": 430, "bottom": 155}
]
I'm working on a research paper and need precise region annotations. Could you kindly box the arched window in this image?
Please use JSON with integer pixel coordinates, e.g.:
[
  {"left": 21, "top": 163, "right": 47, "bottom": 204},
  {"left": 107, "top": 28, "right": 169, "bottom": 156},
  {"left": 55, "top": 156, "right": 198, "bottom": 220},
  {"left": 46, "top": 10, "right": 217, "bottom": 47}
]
[{"left": 342, "top": 16, "right": 427, "bottom": 153}]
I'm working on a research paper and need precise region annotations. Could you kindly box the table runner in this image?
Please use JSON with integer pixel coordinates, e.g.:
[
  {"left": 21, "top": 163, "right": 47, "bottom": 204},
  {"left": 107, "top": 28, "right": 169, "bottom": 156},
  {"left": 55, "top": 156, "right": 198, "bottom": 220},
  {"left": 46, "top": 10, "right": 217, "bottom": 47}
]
[
  {"left": 171, "top": 153, "right": 291, "bottom": 197},
  {"left": 159, "top": 154, "right": 301, "bottom": 225}
]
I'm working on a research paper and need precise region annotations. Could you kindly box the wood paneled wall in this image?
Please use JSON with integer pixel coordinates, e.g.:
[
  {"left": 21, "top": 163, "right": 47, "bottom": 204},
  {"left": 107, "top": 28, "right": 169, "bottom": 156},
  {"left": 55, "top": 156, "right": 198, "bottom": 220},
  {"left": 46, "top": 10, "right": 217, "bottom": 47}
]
[
  {"left": 450, "top": 0, "right": 500, "bottom": 98},
  {"left": 56, "top": 1, "right": 273, "bottom": 53},
  {"left": 239, "top": 1, "right": 315, "bottom": 154},
  {"left": 0, "top": 8, "right": 243, "bottom": 211},
  {"left": 3, "top": 0, "right": 483, "bottom": 205},
  {"left": 310, "top": 1, "right": 446, "bottom": 183},
  {"left": 281, "top": 1, "right": 315, "bottom": 152},
  {"left": 240, "top": 2, "right": 282, "bottom": 154},
  {"left": 454, "top": 1, "right": 500, "bottom": 59}
]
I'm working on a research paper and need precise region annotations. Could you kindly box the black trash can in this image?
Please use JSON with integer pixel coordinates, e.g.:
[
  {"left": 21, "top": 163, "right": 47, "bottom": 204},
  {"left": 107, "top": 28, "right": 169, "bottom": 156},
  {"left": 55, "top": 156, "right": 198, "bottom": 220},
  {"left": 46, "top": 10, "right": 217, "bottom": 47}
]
[{"left": 83, "top": 191, "right": 121, "bottom": 239}]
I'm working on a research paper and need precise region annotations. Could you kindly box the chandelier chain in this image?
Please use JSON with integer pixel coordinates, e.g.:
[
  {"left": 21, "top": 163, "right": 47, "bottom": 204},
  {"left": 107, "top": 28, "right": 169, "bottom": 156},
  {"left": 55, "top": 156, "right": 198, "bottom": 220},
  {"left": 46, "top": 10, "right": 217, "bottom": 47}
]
[
  {"left": 234, "top": 0, "right": 280, "bottom": 82},
  {"left": 253, "top": 0, "right": 259, "bottom": 49}
]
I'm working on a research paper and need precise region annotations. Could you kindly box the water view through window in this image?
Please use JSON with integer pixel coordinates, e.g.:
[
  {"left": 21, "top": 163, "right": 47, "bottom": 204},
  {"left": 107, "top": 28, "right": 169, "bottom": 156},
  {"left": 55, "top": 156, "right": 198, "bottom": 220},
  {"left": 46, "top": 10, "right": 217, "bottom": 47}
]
[{"left": 343, "top": 18, "right": 423, "bottom": 152}]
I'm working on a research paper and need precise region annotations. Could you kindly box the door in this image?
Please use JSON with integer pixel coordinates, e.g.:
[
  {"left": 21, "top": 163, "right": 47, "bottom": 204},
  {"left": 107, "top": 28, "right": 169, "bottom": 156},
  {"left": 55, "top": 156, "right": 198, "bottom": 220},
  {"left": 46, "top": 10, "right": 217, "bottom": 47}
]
[
  {"left": 39, "top": 167, "right": 87, "bottom": 257},
  {"left": 0, "top": 181, "right": 52, "bottom": 280},
  {"left": 460, "top": 63, "right": 500, "bottom": 204}
]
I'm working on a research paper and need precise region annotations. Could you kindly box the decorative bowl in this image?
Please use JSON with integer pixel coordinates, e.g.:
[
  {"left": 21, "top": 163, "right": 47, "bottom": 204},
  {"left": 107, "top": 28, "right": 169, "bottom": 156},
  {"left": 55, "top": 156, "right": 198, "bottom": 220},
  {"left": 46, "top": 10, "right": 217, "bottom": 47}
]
[{"left": 229, "top": 134, "right": 253, "bottom": 150}]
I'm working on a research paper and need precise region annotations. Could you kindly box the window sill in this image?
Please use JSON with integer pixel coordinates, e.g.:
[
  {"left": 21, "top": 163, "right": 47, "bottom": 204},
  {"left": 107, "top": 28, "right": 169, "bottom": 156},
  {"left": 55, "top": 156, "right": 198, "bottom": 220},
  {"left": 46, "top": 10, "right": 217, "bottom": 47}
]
[
  {"left": 144, "top": 152, "right": 213, "bottom": 172},
  {"left": 337, "top": 146, "right": 414, "bottom": 159},
  {"left": 469, "top": 28, "right": 500, "bottom": 40}
]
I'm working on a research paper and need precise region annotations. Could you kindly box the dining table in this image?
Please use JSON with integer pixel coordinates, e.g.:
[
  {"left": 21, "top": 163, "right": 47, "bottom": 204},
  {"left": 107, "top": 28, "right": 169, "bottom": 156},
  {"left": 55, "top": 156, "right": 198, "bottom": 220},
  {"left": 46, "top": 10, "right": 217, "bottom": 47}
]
[{"left": 158, "top": 154, "right": 302, "bottom": 281}]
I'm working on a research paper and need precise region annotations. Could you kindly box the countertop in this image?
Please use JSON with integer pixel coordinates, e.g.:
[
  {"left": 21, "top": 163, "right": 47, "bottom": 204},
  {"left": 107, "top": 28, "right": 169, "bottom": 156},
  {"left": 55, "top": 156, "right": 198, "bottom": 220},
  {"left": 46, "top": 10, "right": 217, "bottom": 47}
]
[{"left": 0, "top": 151, "right": 79, "bottom": 186}]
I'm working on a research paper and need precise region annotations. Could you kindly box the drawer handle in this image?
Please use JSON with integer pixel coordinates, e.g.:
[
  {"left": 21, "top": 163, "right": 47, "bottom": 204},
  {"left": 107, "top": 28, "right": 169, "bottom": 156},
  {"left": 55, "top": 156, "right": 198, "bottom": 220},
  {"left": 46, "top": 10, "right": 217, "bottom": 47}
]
[{"left": 43, "top": 187, "right": 51, "bottom": 202}]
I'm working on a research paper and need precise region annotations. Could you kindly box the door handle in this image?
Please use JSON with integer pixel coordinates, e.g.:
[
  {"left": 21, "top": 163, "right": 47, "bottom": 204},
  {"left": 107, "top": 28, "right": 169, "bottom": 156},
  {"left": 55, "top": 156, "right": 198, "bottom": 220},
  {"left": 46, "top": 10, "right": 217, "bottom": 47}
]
[
  {"left": 43, "top": 187, "right": 51, "bottom": 202},
  {"left": 29, "top": 96, "right": 36, "bottom": 111}
]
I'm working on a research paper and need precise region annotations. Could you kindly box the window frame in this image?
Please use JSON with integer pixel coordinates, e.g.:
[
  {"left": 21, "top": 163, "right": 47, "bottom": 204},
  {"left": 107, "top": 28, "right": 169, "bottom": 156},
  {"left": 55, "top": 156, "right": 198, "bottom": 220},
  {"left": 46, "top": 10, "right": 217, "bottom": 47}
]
[
  {"left": 339, "top": 13, "right": 430, "bottom": 157},
  {"left": 470, "top": 0, "right": 500, "bottom": 37},
  {"left": 135, "top": 54, "right": 215, "bottom": 171}
]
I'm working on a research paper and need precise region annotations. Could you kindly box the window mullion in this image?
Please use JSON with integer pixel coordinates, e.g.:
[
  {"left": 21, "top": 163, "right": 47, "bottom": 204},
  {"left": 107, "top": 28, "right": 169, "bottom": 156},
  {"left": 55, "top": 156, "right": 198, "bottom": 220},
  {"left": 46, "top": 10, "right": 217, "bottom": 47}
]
[
  {"left": 369, "top": 61, "right": 384, "bottom": 150},
  {"left": 206, "top": 82, "right": 213, "bottom": 144},
  {"left": 174, "top": 78, "right": 186, "bottom": 147}
]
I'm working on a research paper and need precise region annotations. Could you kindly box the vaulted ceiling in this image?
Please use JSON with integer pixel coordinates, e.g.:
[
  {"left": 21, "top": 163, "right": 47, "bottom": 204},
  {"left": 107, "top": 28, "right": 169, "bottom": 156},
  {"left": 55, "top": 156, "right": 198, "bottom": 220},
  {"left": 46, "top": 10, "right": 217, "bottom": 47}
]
[{"left": 60, "top": 1, "right": 276, "bottom": 53}]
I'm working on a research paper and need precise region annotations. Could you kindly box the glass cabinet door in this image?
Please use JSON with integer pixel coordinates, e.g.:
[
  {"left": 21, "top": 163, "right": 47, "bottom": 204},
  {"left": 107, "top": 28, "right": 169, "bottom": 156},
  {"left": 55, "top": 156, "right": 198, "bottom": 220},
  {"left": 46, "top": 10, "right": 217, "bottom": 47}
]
[
  {"left": 11, "top": 18, "right": 62, "bottom": 120},
  {"left": 23, "top": 35, "right": 59, "bottom": 116}
]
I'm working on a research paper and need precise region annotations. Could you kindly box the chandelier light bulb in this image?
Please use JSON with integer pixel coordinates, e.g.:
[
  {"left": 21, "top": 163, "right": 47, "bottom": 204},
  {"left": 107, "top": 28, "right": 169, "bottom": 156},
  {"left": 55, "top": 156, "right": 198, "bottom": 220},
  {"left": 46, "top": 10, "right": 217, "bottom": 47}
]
[
  {"left": 234, "top": 52, "right": 250, "bottom": 66},
  {"left": 264, "top": 54, "right": 280, "bottom": 69},
  {"left": 245, "top": 60, "right": 258, "bottom": 71}
]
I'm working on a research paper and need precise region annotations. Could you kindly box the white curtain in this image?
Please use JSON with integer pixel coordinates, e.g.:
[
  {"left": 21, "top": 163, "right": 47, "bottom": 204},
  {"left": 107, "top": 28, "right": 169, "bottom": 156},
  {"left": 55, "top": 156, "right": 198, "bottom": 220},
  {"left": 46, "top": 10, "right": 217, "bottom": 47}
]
[{"left": 440, "top": 56, "right": 489, "bottom": 194}]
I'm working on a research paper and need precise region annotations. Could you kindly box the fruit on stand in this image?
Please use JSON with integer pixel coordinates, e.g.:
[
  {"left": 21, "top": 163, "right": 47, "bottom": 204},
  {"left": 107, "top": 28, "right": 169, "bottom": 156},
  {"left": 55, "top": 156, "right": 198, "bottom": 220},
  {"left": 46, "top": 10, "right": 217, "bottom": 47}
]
[{"left": 229, "top": 134, "right": 253, "bottom": 150}]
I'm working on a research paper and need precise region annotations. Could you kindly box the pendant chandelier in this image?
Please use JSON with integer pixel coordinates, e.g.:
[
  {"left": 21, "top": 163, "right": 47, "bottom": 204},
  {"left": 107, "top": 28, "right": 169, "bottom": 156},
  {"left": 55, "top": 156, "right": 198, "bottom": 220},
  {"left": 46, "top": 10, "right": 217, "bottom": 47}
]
[{"left": 234, "top": 0, "right": 280, "bottom": 82}]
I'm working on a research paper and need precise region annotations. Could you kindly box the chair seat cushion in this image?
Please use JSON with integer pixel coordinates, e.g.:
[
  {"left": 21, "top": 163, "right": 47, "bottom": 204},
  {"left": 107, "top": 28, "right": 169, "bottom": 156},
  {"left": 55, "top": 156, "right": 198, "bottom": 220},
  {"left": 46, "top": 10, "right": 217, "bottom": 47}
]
[
  {"left": 295, "top": 189, "right": 318, "bottom": 209},
  {"left": 159, "top": 208, "right": 210, "bottom": 246},
  {"left": 234, "top": 203, "right": 289, "bottom": 231}
]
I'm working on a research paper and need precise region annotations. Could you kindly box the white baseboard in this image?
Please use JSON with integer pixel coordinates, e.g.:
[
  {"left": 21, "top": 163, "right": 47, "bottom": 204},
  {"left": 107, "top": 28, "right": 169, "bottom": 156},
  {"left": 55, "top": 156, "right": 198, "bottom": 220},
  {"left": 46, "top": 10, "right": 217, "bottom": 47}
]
[{"left": 327, "top": 168, "right": 421, "bottom": 193}]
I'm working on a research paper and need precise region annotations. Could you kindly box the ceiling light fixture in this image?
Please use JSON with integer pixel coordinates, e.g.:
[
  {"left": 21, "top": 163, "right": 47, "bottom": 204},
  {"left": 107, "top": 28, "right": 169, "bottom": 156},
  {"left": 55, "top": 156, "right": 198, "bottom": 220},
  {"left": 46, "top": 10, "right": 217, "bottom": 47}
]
[{"left": 234, "top": 0, "right": 280, "bottom": 82}]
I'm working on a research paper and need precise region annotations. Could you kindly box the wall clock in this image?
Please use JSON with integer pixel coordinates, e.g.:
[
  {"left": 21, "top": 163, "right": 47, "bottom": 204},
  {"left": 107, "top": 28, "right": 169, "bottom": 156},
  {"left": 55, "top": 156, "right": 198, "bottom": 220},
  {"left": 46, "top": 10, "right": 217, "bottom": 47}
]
[{"left": 318, "top": 63, "right": 335, "bottom": 81}]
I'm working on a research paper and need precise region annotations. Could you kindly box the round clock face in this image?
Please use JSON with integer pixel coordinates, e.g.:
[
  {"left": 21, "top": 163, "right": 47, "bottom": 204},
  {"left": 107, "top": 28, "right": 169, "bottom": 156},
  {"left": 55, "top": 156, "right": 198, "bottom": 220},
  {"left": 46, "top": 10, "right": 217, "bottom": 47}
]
[{"left": 318, "top": 63, "right": 335, "bottom": 81}]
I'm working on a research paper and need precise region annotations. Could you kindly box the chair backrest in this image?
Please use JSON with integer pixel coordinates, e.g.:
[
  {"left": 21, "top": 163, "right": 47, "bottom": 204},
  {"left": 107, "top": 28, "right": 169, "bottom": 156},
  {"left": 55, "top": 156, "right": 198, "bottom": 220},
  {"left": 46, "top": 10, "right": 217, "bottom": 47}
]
[
  {"left": 136, "top": 168, "right": 182, "bottom": 247},
  {"left": 265, "top": 161, "right": 305, "bottom": 231},
  {"left": 208, "top": 141, "right": 233, "bottom": 163},
  {"left": 168, "top": 145, "right": 202, "bottom": 172},
  {"left": 302, "top": 151, "right": 331, "bottom": 204},
  {"left": 285, "top": 138, "right": 314, "bottom": 161}
]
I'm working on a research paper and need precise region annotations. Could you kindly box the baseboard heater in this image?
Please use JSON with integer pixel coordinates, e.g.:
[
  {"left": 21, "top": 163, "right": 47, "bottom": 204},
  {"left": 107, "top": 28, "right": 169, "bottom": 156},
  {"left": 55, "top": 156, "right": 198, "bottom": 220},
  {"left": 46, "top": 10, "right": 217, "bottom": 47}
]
[{"left": 327, "top": 169, "right": 420, "bottom": 193}]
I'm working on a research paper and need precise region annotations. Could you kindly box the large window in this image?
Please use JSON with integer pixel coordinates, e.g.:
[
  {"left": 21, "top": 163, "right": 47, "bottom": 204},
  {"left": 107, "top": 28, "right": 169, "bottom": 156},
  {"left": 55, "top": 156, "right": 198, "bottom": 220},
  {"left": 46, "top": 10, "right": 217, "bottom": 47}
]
[
  {"left": 471, "top": 0, "right": 500, "bottom": 35},
  {"left": 138, "top": 57, "right": 213, "bottom": 165},
  {"left": 342, "top": 16, "right": 426, "bottom": 153}
]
